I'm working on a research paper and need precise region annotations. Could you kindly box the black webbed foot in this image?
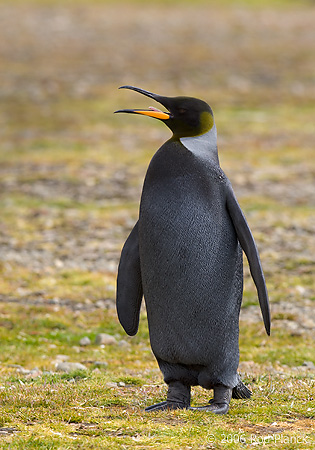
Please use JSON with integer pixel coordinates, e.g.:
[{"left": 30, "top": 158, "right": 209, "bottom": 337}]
[
  {"left": 189, "top": 385, "right": 232, "bottom": 415},
  {"left": 145, "top": 381, "right": 191, "bottom": 412},
  {"left": 189, "top": 402, "right": 230, "bottom": 414},
  {"left": 145, "top": 400, "right": 187, "bottom": 412},
  {"left": 145, "top": 401, "right": 168, "bottom": 411}
]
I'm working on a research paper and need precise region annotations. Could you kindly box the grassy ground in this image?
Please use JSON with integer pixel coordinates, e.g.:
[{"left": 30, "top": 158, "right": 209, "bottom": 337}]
[{"left": 0, "top": 0, "right": 314, "bottom": 448}]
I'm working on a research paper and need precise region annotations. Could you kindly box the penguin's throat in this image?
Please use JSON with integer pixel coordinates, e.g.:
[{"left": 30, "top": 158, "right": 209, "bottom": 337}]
[{"left": 179, "top": 126, "right": 219, "bottom": 164}]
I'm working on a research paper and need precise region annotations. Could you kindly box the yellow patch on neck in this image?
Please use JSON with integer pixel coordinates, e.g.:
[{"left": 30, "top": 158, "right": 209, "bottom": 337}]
[{"left": 199, "top": 111, "right": 214, "bottom": 135}]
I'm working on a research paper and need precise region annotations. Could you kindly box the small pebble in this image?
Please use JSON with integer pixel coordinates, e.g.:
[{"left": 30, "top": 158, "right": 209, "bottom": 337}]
[
  {"left": 79, "top": 337, "right": 91, "bottom": 346},
  {"left": 72, "top": 346, "right": 81, "bottom": 354},
  {"left": 94, "top": 361, "right": 108, "bottom": 368},
  {"left": 95, "top": 333, "right": 117, "bottom": 345},
  {"left": 118, "top": 339, "right": 130, "bottom": 348},
  {"left": 55, "top": 355, "right": 69, "bottom": 362},
  {"left": 106, "top": 382, "right": 118, "bottom": 388},
  {"left": 302, "top": 361, "right": 315, "bottom": 370},
  {"left": 56, "top": 362, "right": 87, "bottom": 373}
]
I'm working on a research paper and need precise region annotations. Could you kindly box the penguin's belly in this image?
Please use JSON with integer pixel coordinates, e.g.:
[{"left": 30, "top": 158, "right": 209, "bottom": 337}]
[{"left": 139, "top": 182, "right": 243, "bottom": 367}]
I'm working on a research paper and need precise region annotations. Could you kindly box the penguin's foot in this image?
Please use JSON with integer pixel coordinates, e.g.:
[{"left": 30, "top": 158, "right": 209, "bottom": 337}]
[
  {"left": 145, "top": 400, "right": 187, "bottom": 412},
  {"left": 189, "top": 385, "right": 232, "bottom": 415},
  {"left": 145, "top": 381, "right": 191, "bottom": 412},
  {"left": 189, "top": 401, "right": 230, "bottom": 415}
]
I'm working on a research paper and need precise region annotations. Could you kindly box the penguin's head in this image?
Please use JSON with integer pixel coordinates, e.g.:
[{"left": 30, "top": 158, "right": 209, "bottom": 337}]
[{"left": 115, "top": 85, "right": 214, "bottom": 139}]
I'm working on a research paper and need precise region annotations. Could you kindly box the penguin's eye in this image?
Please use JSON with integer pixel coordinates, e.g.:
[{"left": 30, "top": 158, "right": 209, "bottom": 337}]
[{"left": 178, "top": 108, "right": 187, "bottom": 114}]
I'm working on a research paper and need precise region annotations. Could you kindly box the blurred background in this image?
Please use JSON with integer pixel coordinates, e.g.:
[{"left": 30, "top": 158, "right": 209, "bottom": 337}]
[{"left": 0, "top": 0, "right": 314, "bottom": 354}]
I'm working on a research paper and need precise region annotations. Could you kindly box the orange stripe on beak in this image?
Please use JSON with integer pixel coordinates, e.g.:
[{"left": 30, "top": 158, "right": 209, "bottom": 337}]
[{"left": 134, "top": 110, "right": 170, "bottom": 120}]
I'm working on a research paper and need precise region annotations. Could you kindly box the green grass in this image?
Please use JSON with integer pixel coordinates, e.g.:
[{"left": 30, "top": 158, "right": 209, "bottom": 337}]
[
  {"left": 0, "top": 304, "right": 314, "bottom": 448},
  {"left": 0, "top": 303, "right": 314, "bottom": 446}
]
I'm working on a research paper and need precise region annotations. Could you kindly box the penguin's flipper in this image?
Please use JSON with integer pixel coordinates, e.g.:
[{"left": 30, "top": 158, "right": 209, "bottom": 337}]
[
  {"left": 116, "top": 221, "right": 143, "bottom": 336},
  {"left": 226, "top": 186, "right": 271, "bottom": 335}
]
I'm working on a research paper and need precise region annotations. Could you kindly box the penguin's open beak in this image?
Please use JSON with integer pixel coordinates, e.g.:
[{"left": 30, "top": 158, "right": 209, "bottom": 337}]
[{"left": 114, "top": 85, "right": 172, "bottom": 120}]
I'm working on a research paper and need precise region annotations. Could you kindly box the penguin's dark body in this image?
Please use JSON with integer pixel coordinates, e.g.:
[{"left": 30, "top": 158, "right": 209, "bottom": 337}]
[
  {"left": 115, "top": 86, "right": 270, "bottom": 414},
  {"left": 140, "top": 139, "right": 242, "bottom": 390}
]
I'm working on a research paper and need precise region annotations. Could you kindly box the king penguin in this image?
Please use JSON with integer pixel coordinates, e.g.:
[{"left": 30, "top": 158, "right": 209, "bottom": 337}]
[{"left": 115, "top": 86, "right": 270, "bottom": 414}]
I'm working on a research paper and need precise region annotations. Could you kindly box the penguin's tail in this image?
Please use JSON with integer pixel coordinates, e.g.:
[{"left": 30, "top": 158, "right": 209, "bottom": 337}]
[{"left": 232, "top": 380, "right": 252, "bottom": 399}]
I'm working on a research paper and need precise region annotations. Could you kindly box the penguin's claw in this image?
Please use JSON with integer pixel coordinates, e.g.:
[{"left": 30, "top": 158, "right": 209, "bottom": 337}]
[
  {"left": 145, "top": 401, "right": 168, "bottom": 411},
  {"left": 145, "top": 401, "right": 188, "bottom": 412},
  {"left": 189, "top": 402, "right": 230, "bottom": 415}
]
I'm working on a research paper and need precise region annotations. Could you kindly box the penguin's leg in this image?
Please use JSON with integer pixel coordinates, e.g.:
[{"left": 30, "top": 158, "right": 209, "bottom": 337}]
[
  {"left": 208, "top": 385, "right": 232, "bottom": 414},
  {"left": 145, "top": 381, "right": 191, "bottom": 412},
  {"left": 189, "top": 385, "right": 232, "bottom": 415}
]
